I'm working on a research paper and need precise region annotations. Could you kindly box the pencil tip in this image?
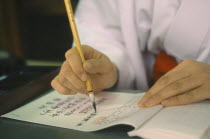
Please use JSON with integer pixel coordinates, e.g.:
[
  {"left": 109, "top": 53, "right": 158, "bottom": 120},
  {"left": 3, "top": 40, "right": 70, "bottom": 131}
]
[
  {"left": 89, "top": 93, "right": 96, "bottom": 113},
  {"left": 93, "top": 101, "right": 97, "bottom": 113}
]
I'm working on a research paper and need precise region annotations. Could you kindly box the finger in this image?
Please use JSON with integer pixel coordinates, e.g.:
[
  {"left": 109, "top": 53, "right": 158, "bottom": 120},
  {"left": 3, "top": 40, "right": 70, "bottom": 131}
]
[
  {"left": 58, "top": 74, "right": 84, "bottom": 93},
  {"left": 140, "top": 75, "right": 203, "bottom": 108},
  {"left": 51, "top": 76, "right": 76, "bottom": 95},
  {"left": 138, "top": 92, "right": 153, "bottom": 108},
  {"left": 60, "top": 61, "right": 86, "bottom": 93},
  {"left": 65, "top": 47, "right": 88, "bottom": 81},
  {"left": 161, "top": 87, "right": 207, "bottom": 107},
  {"left": 83, "top": 56, "right": 113, "bottom": 74},
  {"left": 138, "top": 69, "right": 191, "bottom": 106}
]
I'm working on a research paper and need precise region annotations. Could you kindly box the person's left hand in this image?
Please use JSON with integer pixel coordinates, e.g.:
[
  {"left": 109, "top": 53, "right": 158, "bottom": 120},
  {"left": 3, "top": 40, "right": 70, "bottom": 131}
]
[{"left": 138, "top": 60, "right": 210, "bottom": 108}]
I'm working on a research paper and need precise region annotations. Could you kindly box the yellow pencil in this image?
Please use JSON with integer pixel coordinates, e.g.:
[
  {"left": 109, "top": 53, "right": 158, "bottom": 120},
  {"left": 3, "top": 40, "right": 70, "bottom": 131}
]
[{"left": 64, "top": 0, "right": 96, "bottom": 112}]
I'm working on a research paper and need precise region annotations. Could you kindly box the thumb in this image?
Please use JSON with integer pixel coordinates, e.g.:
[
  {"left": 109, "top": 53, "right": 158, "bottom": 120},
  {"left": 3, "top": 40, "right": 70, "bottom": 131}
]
[{"left": 83, "top": 58, "right": 113, "bottom": 74}]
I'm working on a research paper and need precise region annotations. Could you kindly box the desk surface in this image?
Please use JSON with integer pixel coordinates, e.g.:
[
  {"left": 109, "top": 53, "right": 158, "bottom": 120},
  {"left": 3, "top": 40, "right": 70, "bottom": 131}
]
[
  {"left": 0, "top": 118, "right": 139, "bottom": 139},
  {"left": 0, "top": 90, "right": 141, "bottom": 139}
]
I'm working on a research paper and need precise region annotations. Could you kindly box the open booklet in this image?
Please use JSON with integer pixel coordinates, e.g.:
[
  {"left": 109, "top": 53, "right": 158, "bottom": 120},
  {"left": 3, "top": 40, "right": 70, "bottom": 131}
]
[{"left": 2, "top": 90, "right": 210, "bottom": 139}]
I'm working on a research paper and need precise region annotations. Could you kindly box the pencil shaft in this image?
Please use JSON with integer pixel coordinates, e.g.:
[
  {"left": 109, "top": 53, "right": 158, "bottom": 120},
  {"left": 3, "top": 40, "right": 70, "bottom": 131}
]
[
  {"left": 64, "top": 0, "right": 93, "bottom": 93},
  {"left": 64, "top": 0, "right": 85, "bottom": 62}
]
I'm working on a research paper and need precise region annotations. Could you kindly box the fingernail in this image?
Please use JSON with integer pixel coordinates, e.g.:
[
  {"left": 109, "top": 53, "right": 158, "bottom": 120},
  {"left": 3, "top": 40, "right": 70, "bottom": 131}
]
[
  {"left": 138, "top": 101, "right": 145, "bottom": 108},
  {"left": 138, "top": 103, "right": 145, "bottom": 108},
  {"left": 143, "top": 99, "right": 153, "bottom": 107},
  {"left": 81, "top": 74, "right": 88, "bottom": 81}
]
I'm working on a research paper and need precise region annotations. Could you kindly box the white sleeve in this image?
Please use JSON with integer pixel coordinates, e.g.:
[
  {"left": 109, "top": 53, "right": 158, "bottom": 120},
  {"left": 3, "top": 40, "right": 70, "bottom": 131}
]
[{"left": 74, "top": 0, "right": 135, "bottom": 89}]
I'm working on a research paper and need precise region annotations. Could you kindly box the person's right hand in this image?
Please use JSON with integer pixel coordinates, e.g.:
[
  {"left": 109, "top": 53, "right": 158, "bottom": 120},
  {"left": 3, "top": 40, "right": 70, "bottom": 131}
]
[{"left": 51, "top": 45, "right": 118, "bottom": 95}]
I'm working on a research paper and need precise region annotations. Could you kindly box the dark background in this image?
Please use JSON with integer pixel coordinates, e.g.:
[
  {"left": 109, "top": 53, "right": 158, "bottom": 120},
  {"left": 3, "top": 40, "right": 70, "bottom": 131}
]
[{"left": 0, "top": 0, "right": 79, "bottom": 62}]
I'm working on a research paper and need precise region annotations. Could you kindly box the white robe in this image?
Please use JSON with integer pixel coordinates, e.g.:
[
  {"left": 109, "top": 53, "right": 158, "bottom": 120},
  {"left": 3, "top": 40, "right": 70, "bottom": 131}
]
[{"left": 74, "top": 0, "right": 210, "bottom": 91}]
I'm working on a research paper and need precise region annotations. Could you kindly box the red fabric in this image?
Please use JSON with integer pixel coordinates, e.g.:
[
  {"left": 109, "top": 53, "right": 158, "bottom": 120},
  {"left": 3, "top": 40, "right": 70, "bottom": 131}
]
[{"left": 153, "top": 51, "right": 178, "bottom": 82}]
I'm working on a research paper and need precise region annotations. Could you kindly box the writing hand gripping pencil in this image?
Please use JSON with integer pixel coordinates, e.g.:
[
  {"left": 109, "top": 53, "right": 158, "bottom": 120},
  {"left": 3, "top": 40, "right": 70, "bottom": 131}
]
[
  {"left": 52, "top": 0, "right": 118, "bottom": 112},
  {"left": 51, "top": 45, "right": 118, "bottom": 98}
]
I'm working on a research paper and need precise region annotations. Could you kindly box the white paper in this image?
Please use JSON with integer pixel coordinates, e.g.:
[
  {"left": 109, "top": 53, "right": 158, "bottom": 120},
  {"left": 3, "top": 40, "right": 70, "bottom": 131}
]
[
  {"left": 2, "top": 90, "right": 161, "bottom": 132},
  {"left": 129, "top": 100, "right": 210, "bottom": 139}
]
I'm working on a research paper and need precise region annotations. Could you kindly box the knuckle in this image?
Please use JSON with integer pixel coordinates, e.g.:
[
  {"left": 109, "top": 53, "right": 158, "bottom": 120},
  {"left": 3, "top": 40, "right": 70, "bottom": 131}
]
[{"left": 65, "top": 48, "right": 76, "bottom": 59}]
